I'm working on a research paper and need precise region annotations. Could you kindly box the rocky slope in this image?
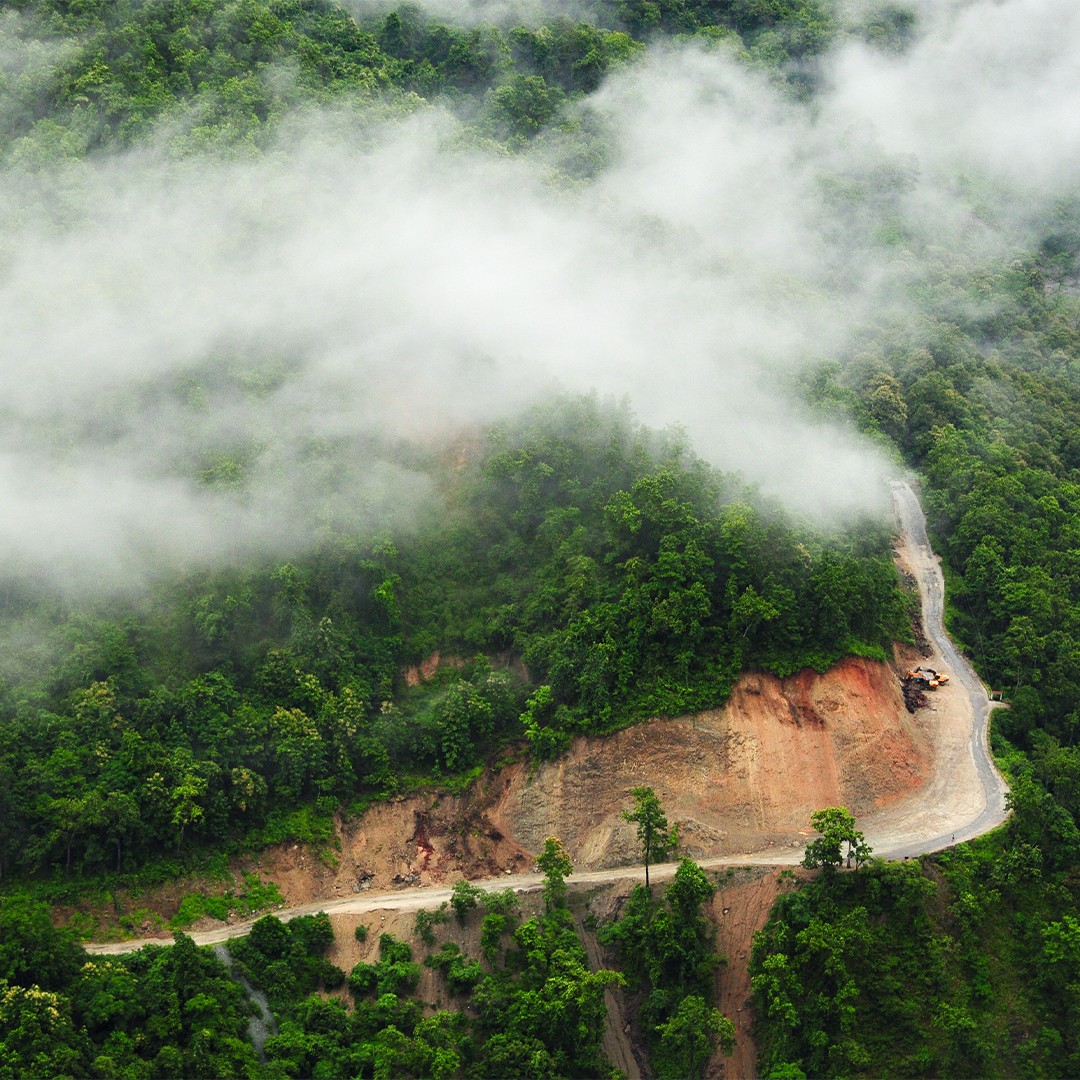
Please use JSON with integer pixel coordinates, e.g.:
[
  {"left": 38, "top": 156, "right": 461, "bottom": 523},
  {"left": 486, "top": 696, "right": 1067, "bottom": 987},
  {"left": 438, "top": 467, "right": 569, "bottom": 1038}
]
[{"left": 240, "top": 653, "right": 928, "bottom": 905}]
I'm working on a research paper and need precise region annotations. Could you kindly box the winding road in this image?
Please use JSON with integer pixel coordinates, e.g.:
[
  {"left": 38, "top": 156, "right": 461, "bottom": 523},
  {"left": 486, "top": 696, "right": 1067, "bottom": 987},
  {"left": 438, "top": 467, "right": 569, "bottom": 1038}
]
[
  {"left": 87, "top": 479, "right": 1010, "bottom": 955},
  {"left": 862, "top": 480, "right": 1010, "bottom": 858}
]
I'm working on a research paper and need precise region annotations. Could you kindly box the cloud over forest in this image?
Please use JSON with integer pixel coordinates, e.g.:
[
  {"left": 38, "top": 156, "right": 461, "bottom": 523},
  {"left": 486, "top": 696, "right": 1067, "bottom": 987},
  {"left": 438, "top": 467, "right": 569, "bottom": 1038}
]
[{"left": 0, "top": 0, "right": 1076, "bottom": 591}]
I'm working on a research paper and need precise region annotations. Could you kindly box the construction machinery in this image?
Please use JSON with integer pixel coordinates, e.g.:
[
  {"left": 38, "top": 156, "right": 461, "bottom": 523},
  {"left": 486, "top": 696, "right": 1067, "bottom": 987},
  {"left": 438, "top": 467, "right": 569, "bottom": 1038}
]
[{"left": 904, "top": 666, "right": 949, "bottom": 689}]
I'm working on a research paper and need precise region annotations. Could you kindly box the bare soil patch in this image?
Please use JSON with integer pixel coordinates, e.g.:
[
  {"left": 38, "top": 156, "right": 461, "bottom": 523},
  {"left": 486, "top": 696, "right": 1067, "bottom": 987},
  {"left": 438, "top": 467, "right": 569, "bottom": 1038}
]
[
  {"left": 191, "top": 651, "right": 928, "bottom": 926},
  {"left": 74, "top": 651, "right": 929, "bottom": 940},
  {"left": 706, "top": 867, "right": 803, "bottom": 1079}
]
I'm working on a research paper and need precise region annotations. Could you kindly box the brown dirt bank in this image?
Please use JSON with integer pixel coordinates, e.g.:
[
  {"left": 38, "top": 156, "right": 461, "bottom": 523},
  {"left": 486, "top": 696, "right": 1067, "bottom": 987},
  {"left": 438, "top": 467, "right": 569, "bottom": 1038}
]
[
  {"left": 235, "top": 654, "right": 928, "bottom": 911},
  {"left": 66, "top": 653, "right": 928, "bottom": 941}
]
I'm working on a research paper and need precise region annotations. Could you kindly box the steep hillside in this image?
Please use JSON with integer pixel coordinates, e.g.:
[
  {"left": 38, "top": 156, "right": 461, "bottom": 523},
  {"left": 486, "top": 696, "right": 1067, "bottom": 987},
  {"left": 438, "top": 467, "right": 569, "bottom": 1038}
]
[{"left": 231, "top": 655, "right": 924, "bottom": 912}]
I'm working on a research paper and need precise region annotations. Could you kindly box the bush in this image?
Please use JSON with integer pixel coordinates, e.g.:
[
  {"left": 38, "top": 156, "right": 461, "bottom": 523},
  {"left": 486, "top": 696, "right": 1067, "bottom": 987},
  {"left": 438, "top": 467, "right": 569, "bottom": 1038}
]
[
  {"left": 348, "top": 962, "right": 378, "bottom": 996},
  {"left": 426, "top": 942, "right": 483, "bottom": 990},
  {"left": 170, "top": 893, "right": 227, "bottom": 929},
  {"left": 376, "top": 960, "right": 422, "bottom": 995},
  {"left": 249, "top": 915, "right": 291, "bottom": 961},
  {"left": 320, "top": 961, "right": 346, "bottom": 990},
  {"left": 484, "top": 888, "right": 519, "bottom": 915},
  {"left": 415, "top": 903, "right": 450, "bottom": 945},
  {"left": 289, "top": 912, "right": 334, "bottom": 954},
  {"left": 378, "top": 934, "right": 413, "bottom": 964},
  {"left": 450, "top": 880, "right": 483, "bottom": 923}
]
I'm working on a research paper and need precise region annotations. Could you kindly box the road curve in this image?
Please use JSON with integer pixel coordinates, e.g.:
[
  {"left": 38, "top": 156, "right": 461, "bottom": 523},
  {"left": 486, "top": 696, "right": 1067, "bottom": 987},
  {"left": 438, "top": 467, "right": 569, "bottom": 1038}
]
[
  {"left": 862, "top": 480, "right": 1010, "bottom": 859},
  {"left": 87, "top": 479, "right": 1010, "bottom": 955}
]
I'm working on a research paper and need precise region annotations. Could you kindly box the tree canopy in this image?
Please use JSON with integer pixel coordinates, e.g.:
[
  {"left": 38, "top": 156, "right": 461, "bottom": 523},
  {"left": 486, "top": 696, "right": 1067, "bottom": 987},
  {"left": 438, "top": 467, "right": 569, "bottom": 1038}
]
[
  {"left": 623, "top": 785, "right": 678, "bottom": 888},
  {"left": 801, "top": 807, "right": 872, "bottom": 874}
]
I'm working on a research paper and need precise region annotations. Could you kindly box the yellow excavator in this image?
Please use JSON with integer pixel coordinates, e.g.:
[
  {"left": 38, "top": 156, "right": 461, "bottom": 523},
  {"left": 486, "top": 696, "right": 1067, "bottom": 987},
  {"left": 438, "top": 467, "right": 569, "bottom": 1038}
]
[{"left": 904, "top": 666, "right": 949, "bottom": 689}]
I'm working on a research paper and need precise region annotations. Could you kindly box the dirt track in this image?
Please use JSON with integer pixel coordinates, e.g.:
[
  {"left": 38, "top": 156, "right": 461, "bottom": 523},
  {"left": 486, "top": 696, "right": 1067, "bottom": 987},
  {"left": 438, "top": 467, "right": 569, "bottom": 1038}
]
[
  {"left": 88, "top": 478, "right": 1009, "bottom": 958},
  {"left": 862, "top": 480, "right": 1010, "bottom": 857}
]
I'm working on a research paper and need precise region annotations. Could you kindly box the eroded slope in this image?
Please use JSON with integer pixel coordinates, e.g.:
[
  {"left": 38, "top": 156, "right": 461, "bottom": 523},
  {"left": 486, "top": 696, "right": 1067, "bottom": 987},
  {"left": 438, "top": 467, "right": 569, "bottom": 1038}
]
[{"left": 234, "top": 654, "right": 928, "bottom": 908}]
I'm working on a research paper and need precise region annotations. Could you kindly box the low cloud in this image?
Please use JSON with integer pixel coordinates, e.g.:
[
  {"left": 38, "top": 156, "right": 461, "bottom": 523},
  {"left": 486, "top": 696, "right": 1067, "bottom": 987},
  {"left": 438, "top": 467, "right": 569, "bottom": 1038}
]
[{"left": 1, "top": 0, "right": 1075, "bottom": 592}]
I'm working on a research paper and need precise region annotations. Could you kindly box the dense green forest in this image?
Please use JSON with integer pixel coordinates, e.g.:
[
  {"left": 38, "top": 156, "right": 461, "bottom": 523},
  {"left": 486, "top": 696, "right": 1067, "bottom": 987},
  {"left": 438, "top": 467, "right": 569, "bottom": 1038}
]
[
  {"left": 0, "top": 395, "right": 906, "bottom": 885},
  {"left": 1, "top": 836, "right": 735, "bottom": 1079},
  {"left": 750, "top": 776, "right": 1080, "bottom": 1077},
  {"left": 749, "top": 202, "right": 1080, "bottom": 1076},
  {"left": 3, "top": 0, "right": 1080, "bottom": 1075},
  {"left": 601, "top": 856, "right": 735, "bottom": 1076},
  {"left": 812, "top": 232, "right": 1080, "bottom": 748},
  {"left": 0, "top": 0, "right": 834, "bottom": 163}
]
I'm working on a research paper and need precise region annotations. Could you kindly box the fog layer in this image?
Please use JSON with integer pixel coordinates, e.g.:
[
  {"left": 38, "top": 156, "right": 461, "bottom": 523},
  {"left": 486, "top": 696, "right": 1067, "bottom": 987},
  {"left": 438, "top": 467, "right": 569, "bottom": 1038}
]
[{"left": 1, "top": 0, "right": 1076, "bottom": 590}]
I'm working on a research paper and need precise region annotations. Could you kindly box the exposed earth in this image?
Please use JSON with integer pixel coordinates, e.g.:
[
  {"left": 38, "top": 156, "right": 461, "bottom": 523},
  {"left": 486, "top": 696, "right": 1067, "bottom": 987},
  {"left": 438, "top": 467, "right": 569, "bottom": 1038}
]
[
  {"left": 85, "top": 480, "right": 1010, "bottom": 1078},
  {"left": 220, "top": 650, "right": 929, "bottom": 907}
]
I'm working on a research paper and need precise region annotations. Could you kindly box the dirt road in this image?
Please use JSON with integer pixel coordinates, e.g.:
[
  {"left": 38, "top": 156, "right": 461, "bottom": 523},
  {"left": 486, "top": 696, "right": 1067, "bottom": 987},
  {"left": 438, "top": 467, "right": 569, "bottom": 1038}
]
[
  {"left": 87, "top": 479, "right": 1009, "bottom": 956},
  {"left": 863, "top": 480, "right": 1010, "bottom": 858}
]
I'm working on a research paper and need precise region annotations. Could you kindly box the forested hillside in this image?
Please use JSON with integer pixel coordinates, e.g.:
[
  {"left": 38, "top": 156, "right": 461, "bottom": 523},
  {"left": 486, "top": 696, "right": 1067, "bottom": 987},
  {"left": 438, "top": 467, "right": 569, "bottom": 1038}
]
[
  {"left": 3, "top": 0, "right": 1080, "bottom": 1076},
  {"left": 0, "top": 0, "right": 832, "bottom": 161},
  {"left": 812, "top": 235, "right": 1080, "bottom": 748},
  {"left": 0, "top": 396, "right": 905, "bottom": 883},
  {"left": 0, "top": 0, "right": 920, "bottom": 887},
  {"left": 750, "top": 130, "right": 1080, "bottom": 1080},
  {"left": 749, "top": 233, "right": 1080, "bottom": 1077}
]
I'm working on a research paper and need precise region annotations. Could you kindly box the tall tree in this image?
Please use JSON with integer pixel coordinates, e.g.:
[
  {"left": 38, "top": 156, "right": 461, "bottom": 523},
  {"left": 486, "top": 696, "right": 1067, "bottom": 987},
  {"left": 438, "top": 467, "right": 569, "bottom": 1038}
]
[
  {"left": 802, "top": 807, "right": 872, "bottom": 873},
  {"left": 657, "top": 993, "right": 735, "bottom": 1079},
  {"left": 536, "top": 835, "right": 573, "bottom": 911},
  {"left": 623, "top": 786, "right": 677, "bottom": 888}
]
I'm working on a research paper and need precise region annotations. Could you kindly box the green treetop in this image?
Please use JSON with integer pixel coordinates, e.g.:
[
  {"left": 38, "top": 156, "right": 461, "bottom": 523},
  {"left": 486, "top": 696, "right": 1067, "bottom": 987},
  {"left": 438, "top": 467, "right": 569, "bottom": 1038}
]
[
  {"left": 802, "top": 807, "right": 872, "bottom": 873},
  {"left": 623, "top": 786, "right": 678, "bottom": 888}
]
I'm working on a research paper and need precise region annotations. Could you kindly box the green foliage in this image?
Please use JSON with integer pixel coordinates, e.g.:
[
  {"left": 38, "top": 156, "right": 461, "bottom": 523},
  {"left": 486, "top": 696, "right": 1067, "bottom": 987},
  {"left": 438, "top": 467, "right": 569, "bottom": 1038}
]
[
  {"left": 392, "top": 836, "right": 622, "bottom": 1074},
  {"left": 623, "top": 785, "right": 678, "bottom": 887},
  {"left": 0, "top": 0, "right": 831, "bottom": 169},
  {"left": 474, "top": 909, "right": 622, "bottom": 1076},
  {"left": 483, "top": 888, "right": 521, "bottom": 916},
  {"left": 414, "top": 902, "right": 450, "bottom": 944},
  {"left": 537, "top": 835, "right": 574, "bottom": 912},
  {"left": 657, "top": 993, "right": 736, "bottom": 1079},
  {"left": 602, "top": 859, "right": 733, "bottom": 1073},
  {"left": 169, "top": 872, "right": 282, "bottom": 928},
  {"left": 0, "top": 931, "right": 259, "bottom": 1078},
  {"left": 0, "top": 1, "right": 1028, "bottom": 1076},
  {"left": 753, "top": 801, "right": 1080, "bottom": 1080},
  {"left": 761, "top": 150, "right": 1080, "bottom": 1080},
  {"left": 450, "top": 879, "right": 484, "bottom": 923},
  {"left": 289, "top": 912, "right": 335, "bottom": 955},
  {"left": 230, "top": 912, "right": 341, "bottom": 1009},
  {"left": 808, "top": 230, "right": 1080, "bottom": 752},
  {"left": 170, "top": 891, "right": 229, "bottom": 928},
  {"left": 480, "top": 912, "right": 511, "bottom": 966},
  {"left": 0, "top": 896, "right": 85, "bottom": 991},
  {"left": 801, "top": 807, "right": 872, "bottom": 873},
  {"left": 425, "top": 941, "right": 483, "bottom": 991},
  {"left": 414, "top": 872, "right": 619, "bottom": 1076},
  {"left": 752, "top": 861, "right": 944, "bottom": 1077},
  {"left": 348, "top": 933, "right": 422, "bottom": 999}
]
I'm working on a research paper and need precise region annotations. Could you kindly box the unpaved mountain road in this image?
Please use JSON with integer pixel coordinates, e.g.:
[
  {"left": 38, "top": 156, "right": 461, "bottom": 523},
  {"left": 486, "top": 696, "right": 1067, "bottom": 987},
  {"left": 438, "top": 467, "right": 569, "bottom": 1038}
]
[
  {"left": 87, "top": 479, "right": 1009, "bottom": 956},
  {"left": 863, "top": 480, "right": 1010, "bottom": 858}
]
